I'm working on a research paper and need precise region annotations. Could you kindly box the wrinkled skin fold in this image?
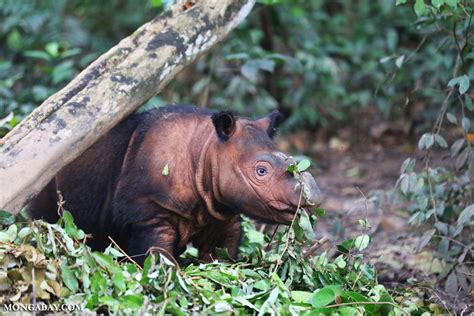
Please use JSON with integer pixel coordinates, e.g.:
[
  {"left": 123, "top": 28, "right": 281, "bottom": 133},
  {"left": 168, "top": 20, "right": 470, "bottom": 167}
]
[{"left": 28, "top": 105, "right": 321, "bottom": 264}]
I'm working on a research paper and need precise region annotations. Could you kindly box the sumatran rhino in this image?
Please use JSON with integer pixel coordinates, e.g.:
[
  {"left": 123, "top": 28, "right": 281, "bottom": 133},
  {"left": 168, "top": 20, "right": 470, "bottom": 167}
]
[{"left": 29, "top": 105, "right": 321, "bottom": 263}]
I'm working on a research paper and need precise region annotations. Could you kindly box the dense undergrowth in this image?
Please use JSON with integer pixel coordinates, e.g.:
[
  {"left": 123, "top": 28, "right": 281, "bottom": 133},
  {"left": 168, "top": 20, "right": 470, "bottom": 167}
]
[{"left": 0, "top": 207, "right": 445, "bottom": 315}]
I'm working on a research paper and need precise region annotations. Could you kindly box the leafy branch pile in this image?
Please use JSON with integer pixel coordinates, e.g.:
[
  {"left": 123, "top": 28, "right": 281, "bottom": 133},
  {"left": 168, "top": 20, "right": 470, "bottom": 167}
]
[{"left": 0, "top": 202, "right": 441, "bottom": 315}]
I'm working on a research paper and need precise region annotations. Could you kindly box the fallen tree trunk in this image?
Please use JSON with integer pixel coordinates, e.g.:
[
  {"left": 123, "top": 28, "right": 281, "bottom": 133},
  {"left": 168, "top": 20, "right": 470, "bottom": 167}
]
[{"left": 0, "top": 0, "right": 256, "bottom": 213}]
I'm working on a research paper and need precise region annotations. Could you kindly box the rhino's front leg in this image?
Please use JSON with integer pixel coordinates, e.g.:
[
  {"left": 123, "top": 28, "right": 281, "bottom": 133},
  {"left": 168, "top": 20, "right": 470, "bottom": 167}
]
[
  {"left": 193, "top": 215, "right": 242, "bottom": 262},
  {"left": 127, "top": 220, "right": 178, "bottom": 265}
]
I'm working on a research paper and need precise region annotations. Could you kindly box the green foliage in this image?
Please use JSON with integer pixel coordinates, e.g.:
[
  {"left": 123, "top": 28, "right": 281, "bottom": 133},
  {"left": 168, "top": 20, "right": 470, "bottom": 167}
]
[
  {"left": 0, "top": 209, "right": 433, "bottom": 314},
  {"left": 394, "top": 0, "right": 473, "bottom": 296},
  {"left": 287, "top": 158, "right": 311, "bottom": 174},
  {"left": 397, "top": 159, "right": 472, "bottom": 294},
  {"left": 1, "top": 0, "right": 469, "bottom": 132},
  {"left": 0, "top": 0, "right": 163, "bottom": 136}
]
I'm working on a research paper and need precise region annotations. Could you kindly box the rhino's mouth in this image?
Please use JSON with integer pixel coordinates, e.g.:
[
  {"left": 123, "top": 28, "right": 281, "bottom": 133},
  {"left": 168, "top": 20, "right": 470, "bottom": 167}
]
[
  {"left": 268, "top": 201, "right": 300, "bottom": 217},
  {"left": 269, "top": 200, "right": 291, "bottom": 211}
]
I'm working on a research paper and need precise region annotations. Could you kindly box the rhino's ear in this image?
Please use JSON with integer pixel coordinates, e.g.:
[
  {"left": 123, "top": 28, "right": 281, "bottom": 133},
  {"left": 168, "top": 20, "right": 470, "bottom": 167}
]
[
  {"left": 265, "top": 110, "right": 283, "bottom": 138},
  {"left": 211, "top": 111, "right": 236, "bottom": 141}
]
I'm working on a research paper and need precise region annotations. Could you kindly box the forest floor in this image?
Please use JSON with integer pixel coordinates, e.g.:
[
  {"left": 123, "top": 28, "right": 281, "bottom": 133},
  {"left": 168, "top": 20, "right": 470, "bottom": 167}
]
[{"left": 276, "top": 125, "right": 473, "bottom": 314}]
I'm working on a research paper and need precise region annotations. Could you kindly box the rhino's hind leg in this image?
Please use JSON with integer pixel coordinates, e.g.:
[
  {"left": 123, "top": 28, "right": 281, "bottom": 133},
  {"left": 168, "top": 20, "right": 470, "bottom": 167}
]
[{"left": 193, "top": 215, "right": 242, "bottom": 262}]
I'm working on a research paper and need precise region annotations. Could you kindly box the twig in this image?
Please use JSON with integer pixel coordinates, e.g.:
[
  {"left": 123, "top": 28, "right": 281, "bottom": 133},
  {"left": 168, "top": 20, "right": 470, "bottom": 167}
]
[
  {"left": 31, "top": 267, "right": 36, "bottom": 312},
  {"left": 355, "top": 186, "right": 371, "bottom": 230},
  {"left": 0, "top": 240, "right": 17, "bottom": 247},
  {"left": 264, "top": 224, "right": 280, "bottom": 251},
  {"left": 302, "top": 236, "right": 328, "bottom": 259},
  {"left": 413, "top": 285, "right": 452, "bottom": 316},
  {"left": 272, "top": 188, "right": 303, "bottom": 274},
  {"left": 140, "top": 297, "right": 149, "bottom": 316},
  {"left": 56, "top": 190, "right": 65, "bottom": 217},
  {"left": 108, "top": 236, "right": 142, "bottom": 271},
  {"left": 434, "top": 234, "right": 472, "bottom": 250},
  {"left": 452, "top": 22, "right": 465, "bottom": 70}
]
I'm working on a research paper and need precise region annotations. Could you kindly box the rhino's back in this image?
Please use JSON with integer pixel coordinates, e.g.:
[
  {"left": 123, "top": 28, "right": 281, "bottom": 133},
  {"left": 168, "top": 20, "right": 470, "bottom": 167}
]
[{"left": 30, "top": 104, "right": 211, "bottom": 249}]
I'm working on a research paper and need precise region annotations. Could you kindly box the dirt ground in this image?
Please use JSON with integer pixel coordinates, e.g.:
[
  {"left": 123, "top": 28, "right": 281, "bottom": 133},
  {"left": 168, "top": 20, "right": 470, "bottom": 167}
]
[{"left": 275, "top": 126, "right": 473, "bottom": 314}]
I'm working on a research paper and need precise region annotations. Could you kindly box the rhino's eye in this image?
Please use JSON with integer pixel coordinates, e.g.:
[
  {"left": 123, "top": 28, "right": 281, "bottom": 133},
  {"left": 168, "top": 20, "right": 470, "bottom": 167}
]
[{"left": 256, "top": 166, "right": 268, "bottom": 177}]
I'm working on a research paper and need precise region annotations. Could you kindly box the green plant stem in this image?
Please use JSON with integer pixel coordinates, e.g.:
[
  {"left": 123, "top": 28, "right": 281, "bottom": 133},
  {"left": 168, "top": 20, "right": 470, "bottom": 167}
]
[
  {"left": 272, "top": 188, "right": 303, "bottom": 274},
  {"left": 108, "top": 236, "right": 142, "bottom": 271}
]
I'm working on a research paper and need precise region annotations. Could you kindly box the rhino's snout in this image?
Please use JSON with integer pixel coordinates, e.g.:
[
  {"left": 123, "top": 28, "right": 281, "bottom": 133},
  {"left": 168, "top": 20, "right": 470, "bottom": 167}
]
[{"left": 300, "top": 172, "right": 322, "bottom": 207}]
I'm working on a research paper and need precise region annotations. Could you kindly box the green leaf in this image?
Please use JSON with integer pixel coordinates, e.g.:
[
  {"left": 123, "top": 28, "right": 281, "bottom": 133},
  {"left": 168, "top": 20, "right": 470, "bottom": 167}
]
[
  {"left": 120, "top": 294, "right": 144, "bottom": 309},
  {"left": 311, "top": 285, "right": 341, "bottom": 308},
  {"left": 465, "top": 95, "right": 473, "bottom": 111},
  {"left": 225, "top": 53, "right": 249, "bottom": 61},
  {"left": 446, "top": 112, "right": 457, "bottom": 124},
  {"left": 445, "top": 271, "right": 458, "bottom": 294},
  {"left": 395, "top": 55, "right": 404, "bottom": 68},
  {"left": 214, "top": 301, "right": 233, "bottom": 312},
  {"left": 354, "top": 234, "right": 370, "bottom": 251},
  {"left": 358, "top": 219, "right": 371, "bottom": 229},
  {"left": 91, "top": 271, "right": 107, "bottom": 293},
  {"left": 0, "top": 211, "right": 16, "bottom": 226},
  {"left": 45, "top": 42, "right": 59, "bottom": 57},
  {"left": 241, "top": 58, "right": 276, "bottom": 82},
  {"left": 93, "top": 252, "right": 121, "bottom": 273},
  {"left": 52, "top": 61, "right": 75, "bottom": 85},
  {"left": 461, "top": 117, "right": 470, "bottom": 132},
  {"left": 113, "top": 272, "right": 126, "bottom": 291},
  {"left": 291, "top": 290, "right": 313, "bottom": 303},
  {"left": 61, "top": 261, "right": 79, "bottom": 293},
  {"left": 400, "top": 174, "right": 409, "bottom": 194},
  {"left": 445, "top": 0, "right": 460, "bottom": 7},
  {"left": 448, "top": 75, "right": 470, "bottom": 95},
  {"left": 7, "top": 29, "right": 22, "bottom": 51},
  {"left": 415, "top": 228, "right": 435, "bottom": 252},
  {"left": 396, "top": 0, "right": 408, "bottom": 4},
  {"left": 400, "top": 158, "right": 416, "bottom": 173},
  {"left": 334, "top": 255, "right": 347, "bottom": 269},
  {"left": 418, "top": 133, "right": 434, "bottom": 150},
  {"left": 0, "top": 224, "right": 17, "bottom": 242},
  {"left": 298, "top": 210, "right": 314, "bottom": 240},
  {"left": 150, "top": 0, "right": 162, "bottom": 7},
  {"left": 315, "top": 207, "right": 326, "bottom": 217},
  {"left": 432, "top": 0, "right": 445, "bottom": 9},
  {"left": 434, "top": 134, "right": 448, "bottom": 148},
  {"left": 287, "top": 164, "right": 297, "bottom": 173},
  {"left": 162, "top": 163, "right": 169, "bottom": 176},
  {"left": 451, "top": 138, "right": 465, "bottom": 157},
  {"left": 297, "top": 159, "right": 311, "bottom": 172},
  {"left": 414, "top": 0, "right": 427, "bottom": 16},
  {"left": 62, "top": 211, "right": 85, "bottom": 240},
  {"left": 247, "top": 229, "right": 265, "bottom": 245},
  {"left": 337, "top": 239, "right": 355, "bottom": 253},
  {"left": 457, "top": 205, "right": 474, "bottom": 227},
  {"left": 24, "top": 50, "right": 51, "bottom": 61}
]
